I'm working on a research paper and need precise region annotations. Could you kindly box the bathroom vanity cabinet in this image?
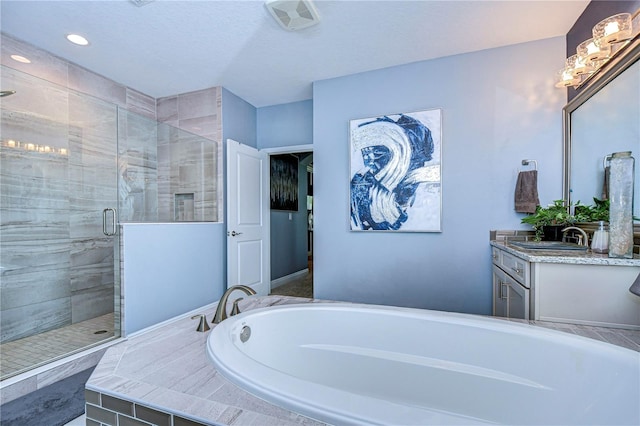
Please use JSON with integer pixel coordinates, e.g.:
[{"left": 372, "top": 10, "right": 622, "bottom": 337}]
[
  {"left": 492, "top": 248, "right": 530, "bottom": 320},
  {"left": 491, "top": 242, "right": 640, "bottom": 329}
]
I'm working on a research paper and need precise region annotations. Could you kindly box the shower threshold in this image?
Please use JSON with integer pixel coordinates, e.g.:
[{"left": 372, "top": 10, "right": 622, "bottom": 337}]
[{"left": 0, "top": 313, "right": 116, "bottom": 380}]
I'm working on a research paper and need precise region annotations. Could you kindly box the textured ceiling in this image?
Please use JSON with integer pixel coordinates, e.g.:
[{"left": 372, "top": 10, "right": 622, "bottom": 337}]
[{"left": 0, "top": 0, "right": 589, "bottom": 107}]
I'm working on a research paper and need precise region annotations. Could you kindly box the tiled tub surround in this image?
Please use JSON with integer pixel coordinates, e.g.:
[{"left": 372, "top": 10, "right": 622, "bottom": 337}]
[
  {"left": 86, "top": 296, "right": 326, "bottom": 426},
  {"left": 86, "top": 296, "right": 640, "bottom": 426}
]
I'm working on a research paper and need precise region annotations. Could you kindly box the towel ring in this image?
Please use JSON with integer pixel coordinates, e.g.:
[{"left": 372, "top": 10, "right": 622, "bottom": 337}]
[{"left": 521, "top": 159, "right": 537, "bottom": 170}]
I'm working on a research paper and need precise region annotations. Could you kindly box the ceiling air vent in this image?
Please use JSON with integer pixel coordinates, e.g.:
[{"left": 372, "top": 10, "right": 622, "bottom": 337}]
[
  {"left": 130, "top": 0, "right": 154, "bottom": 7},
  {"left": 265, "top": 0, "right": 321, "bottom": 31}
]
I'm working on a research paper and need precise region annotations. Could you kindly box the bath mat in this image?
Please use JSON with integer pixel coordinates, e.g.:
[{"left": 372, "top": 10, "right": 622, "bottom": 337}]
[{"left": 0, "top": 367, "right": 93, "bottom": 426}]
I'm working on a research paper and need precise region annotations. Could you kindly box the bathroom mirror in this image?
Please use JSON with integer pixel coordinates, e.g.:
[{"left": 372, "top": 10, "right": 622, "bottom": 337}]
[{"left": 563, "top": 38, "right": 640, "bottom": 221}]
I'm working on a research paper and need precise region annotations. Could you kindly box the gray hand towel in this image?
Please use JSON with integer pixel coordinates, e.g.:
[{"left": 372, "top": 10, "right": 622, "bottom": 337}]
[
  {"left": 630, "top": 272, "right": 640, "bottom": 297},
  {"left": 514, "top": 170, "right": 540, "bottom": 214}
]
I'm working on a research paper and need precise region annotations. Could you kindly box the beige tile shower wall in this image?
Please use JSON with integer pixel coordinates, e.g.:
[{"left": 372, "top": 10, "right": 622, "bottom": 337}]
[
  {"left": 68, "top": 92, "right": 119, "bottom": 324},
  {"left": 157, "top": 88, "right": 221, "bottom": 222},
  {"left": 2, "top": 33, "right": 222, "bottom": 223},
  {"left": 3, "top": 34, "right": 221, "bottom": 223},
  {"left": 1, "top": 33, "right": 157, "bottom": 341},
  {"left": 0, "top": 78, "right": 72, "bottom": 341},
  {"left": 117, "top": 109, "right": 159, "bottom": 222},
  {"left": 1, "top": 34, "right": 69, "bottom": 89},
  {"left": 1, "top": 34, "right": 156, "bottom": 120},
  {"left": 157, "top": 87, "right": 222, "bottom": 141},
  {"left": 0, "top": 70, "right": 119, "bottom": 340}
]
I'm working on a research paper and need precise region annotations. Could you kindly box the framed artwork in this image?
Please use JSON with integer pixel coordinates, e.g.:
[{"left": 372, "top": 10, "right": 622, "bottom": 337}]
[
  {"left": 349, "top": 108, "right": 442, "bottom": 232},
  {"left": 270, "top": 154, "right": 299, "bottom": 211}
]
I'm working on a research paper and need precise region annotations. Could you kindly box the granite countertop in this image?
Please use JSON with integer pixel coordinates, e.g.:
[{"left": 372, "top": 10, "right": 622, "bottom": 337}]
[
  {"left": 490, "top": 240, "right": 640, "bottom": 266},
  {"left": 86, "top": 295, "right": 640, "bottom": 426}
]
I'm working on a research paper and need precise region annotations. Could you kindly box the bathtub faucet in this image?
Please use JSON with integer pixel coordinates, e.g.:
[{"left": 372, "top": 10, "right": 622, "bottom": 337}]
[{"left": 212, "top": 285, "right": 257, "bottom": 324}]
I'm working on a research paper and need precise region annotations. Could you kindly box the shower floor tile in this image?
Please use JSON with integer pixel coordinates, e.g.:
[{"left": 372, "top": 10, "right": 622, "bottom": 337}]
[{"left": 0, "top": 313, "right": 115, "bottom": 380}]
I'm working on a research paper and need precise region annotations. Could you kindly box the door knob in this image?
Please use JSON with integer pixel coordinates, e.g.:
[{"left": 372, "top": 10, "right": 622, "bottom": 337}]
[{"left": 228, "top": 230, "right": 243, "bottom": 236}]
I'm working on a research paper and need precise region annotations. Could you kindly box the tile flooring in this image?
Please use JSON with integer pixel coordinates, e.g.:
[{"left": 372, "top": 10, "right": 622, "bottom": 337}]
[
  {"left": 510, "top": 318, "right": 640, "bottom": 351},
  {"left": 269, "top": 272, "right": 313, "bottom": 298},
  {"left": 0, "top": 313, "right": 116, "bottom": 379}
]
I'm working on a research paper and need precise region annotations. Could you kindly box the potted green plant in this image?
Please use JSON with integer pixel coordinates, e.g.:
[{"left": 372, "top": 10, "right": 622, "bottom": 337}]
[
  {"left": 574, "top": 197, "right": 609, "bottom": 223},
  {"left": 521, "top": 200, "right": 590, "bottom": 241}
]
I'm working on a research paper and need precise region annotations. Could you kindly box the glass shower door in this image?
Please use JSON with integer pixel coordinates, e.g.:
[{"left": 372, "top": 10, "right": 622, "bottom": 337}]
[{"left": 0, "top": 66, "right": 121, "bottom": 380}]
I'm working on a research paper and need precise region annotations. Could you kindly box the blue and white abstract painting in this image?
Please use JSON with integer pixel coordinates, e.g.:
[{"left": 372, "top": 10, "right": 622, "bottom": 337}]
[{"left": 350, "top": 109, "right": 441, "bottom": 232}]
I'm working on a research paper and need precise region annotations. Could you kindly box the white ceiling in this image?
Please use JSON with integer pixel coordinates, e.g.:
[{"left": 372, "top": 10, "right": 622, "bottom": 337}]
[{"left": 0, "top": 0, "right": 589, "bottom": 107}]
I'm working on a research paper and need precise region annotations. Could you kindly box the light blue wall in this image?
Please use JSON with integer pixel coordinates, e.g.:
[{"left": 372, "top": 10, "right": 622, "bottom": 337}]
[
  {"left": 222, "top": 87, "right": 257, "bottom": 148},
  {"left": 257, "top": 100, "right": 314, "bottom": 280},
  {"left": 122, "top": 223, "right": 225, "bottom": 334},
  {"left": 257, "top": 100, "right": 313, "bottom": 149},
  {"left": 312, "top": 37, "right": 567, "bottom": 315}
]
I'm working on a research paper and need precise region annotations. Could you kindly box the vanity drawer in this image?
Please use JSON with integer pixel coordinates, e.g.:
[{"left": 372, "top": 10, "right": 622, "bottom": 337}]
[
  {"left": 491, "top": 247, "right": 501, "bottom": 263},
  {"left": 498, "top": 251, "right": 530, "bottom": 288}
]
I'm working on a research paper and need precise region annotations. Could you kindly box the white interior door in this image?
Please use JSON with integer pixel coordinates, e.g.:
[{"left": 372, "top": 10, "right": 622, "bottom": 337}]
[{"left": 226, "top": 139, "right": 270, "bottom": 296}]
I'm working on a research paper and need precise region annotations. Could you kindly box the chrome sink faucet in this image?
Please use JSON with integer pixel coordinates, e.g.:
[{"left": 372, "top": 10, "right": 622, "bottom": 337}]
[
  {"left": 561, "top": 226, "right": 589, "bottom": 247},
  {"left": 212, "top": 285, "right": 257, "bottom": 324}
]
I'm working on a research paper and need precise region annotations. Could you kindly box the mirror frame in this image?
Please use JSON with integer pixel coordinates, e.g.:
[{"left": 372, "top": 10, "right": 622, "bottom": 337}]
[{"left": 563, "top": 36, "right": 640, "bottom": 209}]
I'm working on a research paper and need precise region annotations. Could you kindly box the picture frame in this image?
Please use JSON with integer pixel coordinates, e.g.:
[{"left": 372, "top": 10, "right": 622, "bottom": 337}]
[
  {"left": 349, "top": 108, "right": 442, "bottom": 232},
  {"left": 270, "top": 154, "right": 299, "bottom": 211}
]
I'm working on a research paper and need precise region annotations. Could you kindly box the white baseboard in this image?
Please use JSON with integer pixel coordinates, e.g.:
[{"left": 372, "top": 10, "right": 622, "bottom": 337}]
[{"left": 271, "top": 269, "right": 309, "bottom": 289}]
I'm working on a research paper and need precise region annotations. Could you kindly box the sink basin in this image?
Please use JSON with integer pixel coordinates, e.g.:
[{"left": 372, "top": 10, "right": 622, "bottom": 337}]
[{"left": 509, "top": 241, "right": 588, "bottom": 251}]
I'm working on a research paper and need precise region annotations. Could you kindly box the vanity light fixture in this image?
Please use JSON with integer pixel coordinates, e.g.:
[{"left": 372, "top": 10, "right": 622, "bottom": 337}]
[
  {"left": 576, "top": 38, "right": 611, "bottom": 62},
  {"left": 593, "top": 13, "right": 633, "bottom": 45},
  {"left": 566, "top": 54, "right": 594, "bottom": 76},
  {"left": 555, "top": 9, "right": 639, "bottom": 88},
  {"left": 10, "top": 54, "right": 31, "bottom": 64},
  {"left": 66, "top": 33, "right": 89, "bottom": 46},
  {"left": 555, "top": 69, "right": 580, "bottom": 88}
]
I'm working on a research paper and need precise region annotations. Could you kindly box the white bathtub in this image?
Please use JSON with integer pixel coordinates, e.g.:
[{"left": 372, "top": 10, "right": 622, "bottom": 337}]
[{"left": 206, "top": 303, "right": 640, "bottom": 425}]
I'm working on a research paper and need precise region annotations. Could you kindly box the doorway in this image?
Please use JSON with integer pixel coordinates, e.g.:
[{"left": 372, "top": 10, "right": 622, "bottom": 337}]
[{"left": 264, "top": 147, "right": 313, "bottom": 298}]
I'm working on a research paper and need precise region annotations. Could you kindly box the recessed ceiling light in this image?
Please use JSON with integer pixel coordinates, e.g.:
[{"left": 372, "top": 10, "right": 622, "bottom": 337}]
[
  {"left": 10, "top": 55, "right": 31, "bottom": 63},
  {"left": 66, "top": 34, "right": 89, "bottom": 46}
]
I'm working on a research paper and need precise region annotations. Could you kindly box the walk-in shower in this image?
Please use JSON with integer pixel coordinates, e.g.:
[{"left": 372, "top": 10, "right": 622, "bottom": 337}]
[{"left": 0, "top": 65, "right": 218, "bottom": 380}]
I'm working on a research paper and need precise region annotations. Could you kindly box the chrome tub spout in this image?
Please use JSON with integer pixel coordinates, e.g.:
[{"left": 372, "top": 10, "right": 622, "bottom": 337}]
[{"left": 213, "top": 285, "right": 257, "bottom": 324}]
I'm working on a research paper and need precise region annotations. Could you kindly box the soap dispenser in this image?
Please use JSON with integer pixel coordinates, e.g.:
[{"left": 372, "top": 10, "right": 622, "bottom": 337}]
[{"left": 591, "top": 221, "right": 609, "bottom": 254}]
